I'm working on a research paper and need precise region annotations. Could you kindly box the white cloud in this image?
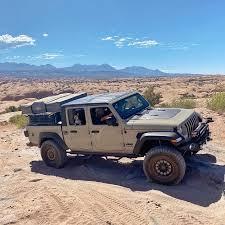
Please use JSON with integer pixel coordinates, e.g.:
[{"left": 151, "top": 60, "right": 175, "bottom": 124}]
[
  {"left": 101, "top": 35, "right": 158, "bottom": 48},
  {"left": 37, "top": 53, "right": 63, "bottom": 60},
  {"left": 101, "top": 36, "right": 114, "bottom": 41},
  {"left": 3, "top": 53, "right": 64, "bottom": 62},
  {"left": 0, "top": 34, "right": 35, "bottom": 49},
  {"left": 160, "top": 42, "right": 197, "bottom": 51},
  {"left": 4, "top": 55, "right": 21, "bottom": 61},
  {"left": 118, "top": 38, "right": 126, "bottom": 42},
  {"left": 173, "top": 46, "right": 189, "bottom": 51},
  {"left": 101, "top": 35, "right": 199, "bottom": 51},
  {"left": 42, "top": 33, "right": 48, "bottom": 37},
  {"left": 115, "top": 42, "right": 124, "bottom": 48},
  {"left": 5, "top": 55, "right": 20, "bottom": 59},
  {"left": 128, "top": 40, "right": 158, "bottom": 48}
]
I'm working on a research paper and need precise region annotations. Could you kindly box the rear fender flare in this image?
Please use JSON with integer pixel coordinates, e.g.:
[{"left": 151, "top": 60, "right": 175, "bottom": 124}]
[{"left": 39, "top": 132, "right": 68, "bottom": 150}]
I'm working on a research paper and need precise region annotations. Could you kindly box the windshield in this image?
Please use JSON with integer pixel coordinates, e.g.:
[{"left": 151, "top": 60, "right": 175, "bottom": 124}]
[{"left": 112, "top": 93, "right": 149, "bottom": 119}]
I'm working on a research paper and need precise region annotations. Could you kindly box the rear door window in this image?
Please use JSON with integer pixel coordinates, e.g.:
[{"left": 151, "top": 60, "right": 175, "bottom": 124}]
[{"left": 67, "top": 108, "right": 86, "bottom": 125}]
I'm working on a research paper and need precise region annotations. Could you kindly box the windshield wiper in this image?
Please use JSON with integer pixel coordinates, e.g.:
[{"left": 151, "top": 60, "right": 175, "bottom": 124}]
[
  {"left": 135, "top": 112, "right": 143, "bottom": 115},
  {"left": 134, "top": 107, "right": 152, "bottom": 116}
]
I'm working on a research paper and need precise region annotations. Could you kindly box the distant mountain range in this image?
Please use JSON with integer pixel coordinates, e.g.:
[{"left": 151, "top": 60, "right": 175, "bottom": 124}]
[{"left": 0, "top": 62, "right": 191, "bottom": 78}]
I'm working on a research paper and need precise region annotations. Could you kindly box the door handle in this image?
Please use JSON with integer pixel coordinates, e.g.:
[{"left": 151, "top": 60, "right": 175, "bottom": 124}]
[
  {"left": 70, "top": 130, "right": 78, "bottom": 133},
  {"left": 91, "top": 130, "right": 99, "bottom": 133}
]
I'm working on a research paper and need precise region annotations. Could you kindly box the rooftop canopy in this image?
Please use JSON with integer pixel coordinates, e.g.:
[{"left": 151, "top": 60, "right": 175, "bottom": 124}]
[{"left": 62, "top": 91, "right": 136, "bottom": 106}]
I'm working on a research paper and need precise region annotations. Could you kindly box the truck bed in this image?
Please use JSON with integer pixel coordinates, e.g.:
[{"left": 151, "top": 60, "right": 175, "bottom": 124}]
[{"left": 26, "top": 125, "right": 63, "bottom": 147}]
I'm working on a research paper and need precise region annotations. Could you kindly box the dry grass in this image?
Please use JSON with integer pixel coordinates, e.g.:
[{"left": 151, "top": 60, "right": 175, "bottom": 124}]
[
  {"left": 207, "top": 92, "right": 225, "bottom": 113},
  {"left": 160, "top": 99, "right": 196, "bottom": 109},
  {"left": 9, "top": 114, "right": 28, "bottom": 128},
  {"left": 143, "top": 86, "right": 162, "bottom": 106}
]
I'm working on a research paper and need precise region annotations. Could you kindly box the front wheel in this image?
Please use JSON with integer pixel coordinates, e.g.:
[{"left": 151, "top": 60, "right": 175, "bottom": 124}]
[
  {"left": 143, "top": 146, "right": 186, "bottom": 185},
  {"left": 41, "top": 140, "right": 67, "bottom": 168}
]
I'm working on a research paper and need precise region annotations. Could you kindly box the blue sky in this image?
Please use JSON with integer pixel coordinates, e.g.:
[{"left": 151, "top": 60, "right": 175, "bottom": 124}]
[{"left": 0, "top": 0, "right": 225, "bottom": 73}]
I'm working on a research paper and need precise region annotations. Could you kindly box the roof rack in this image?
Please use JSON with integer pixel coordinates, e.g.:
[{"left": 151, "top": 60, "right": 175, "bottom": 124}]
[{"left": 21, "top": 92, "right": 87, "bottom": 115}]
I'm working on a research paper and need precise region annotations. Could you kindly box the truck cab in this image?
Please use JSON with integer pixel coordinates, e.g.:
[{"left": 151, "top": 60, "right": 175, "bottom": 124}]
[{"left": 61, "top": 92, "right": 136, "bottom": 154}]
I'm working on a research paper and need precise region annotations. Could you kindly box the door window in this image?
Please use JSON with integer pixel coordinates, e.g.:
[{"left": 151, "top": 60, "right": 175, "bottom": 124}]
[
  {"left": 90, "top": 107, "right": 115, "bottom": 125},
  {"left": 67, "top": 108, "right": 86, "bottom": 125}
]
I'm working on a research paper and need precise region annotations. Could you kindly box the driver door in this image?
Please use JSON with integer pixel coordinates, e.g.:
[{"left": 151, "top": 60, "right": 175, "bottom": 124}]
[{"left": 88, "top": 106, "right": 124, "bottom": 153}]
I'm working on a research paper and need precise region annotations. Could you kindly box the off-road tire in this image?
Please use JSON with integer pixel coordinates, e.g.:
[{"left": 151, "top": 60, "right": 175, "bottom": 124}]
[
  {"left": 41, "top": 140, "right": 67, "bottom": 168},
  {"left": 143, "top": 146, "right": 186, "bottom": 185}
]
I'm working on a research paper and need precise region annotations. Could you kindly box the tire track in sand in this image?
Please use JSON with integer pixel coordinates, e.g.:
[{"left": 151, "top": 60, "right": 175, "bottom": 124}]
[{"left": 76, "top": 185, "right": 148, "bottom": 225}]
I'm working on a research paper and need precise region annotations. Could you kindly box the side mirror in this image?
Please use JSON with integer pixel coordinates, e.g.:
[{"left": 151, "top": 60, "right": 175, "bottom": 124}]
[{"left": 106, "top": 117, "right": 118, "bottom": 126}]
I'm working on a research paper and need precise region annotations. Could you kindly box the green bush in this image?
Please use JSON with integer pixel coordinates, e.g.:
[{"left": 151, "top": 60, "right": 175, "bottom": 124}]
[
  {"left": 9, "top": 115, "right": 28, "bottom": 128},
  {"left": 207, "top": 92, "right": 225, "bottom": 113},
  {"left": 5, "top": 105, "right": 21, "bottom": 113},
  {"left": 160, "top": 99, "right": 196, "bottom": 109},
  {"left": 143, "top": 86, "right": 162, "bottom": 106}
]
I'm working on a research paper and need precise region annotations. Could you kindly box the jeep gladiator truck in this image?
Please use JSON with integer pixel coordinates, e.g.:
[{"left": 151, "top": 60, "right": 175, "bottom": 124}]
[{"left": 23, "top": 91, "right": 212, "bottom": 184}]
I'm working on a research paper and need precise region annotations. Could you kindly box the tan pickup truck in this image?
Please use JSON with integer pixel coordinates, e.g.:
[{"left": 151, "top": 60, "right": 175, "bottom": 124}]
[{"left": 23, "top": 91, "right": 212, "bottom": 184}]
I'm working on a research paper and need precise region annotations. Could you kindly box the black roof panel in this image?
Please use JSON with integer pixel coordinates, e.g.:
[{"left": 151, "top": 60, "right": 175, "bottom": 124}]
[{"left": 62, "top": 91, "right": 134, "bottom": 106}]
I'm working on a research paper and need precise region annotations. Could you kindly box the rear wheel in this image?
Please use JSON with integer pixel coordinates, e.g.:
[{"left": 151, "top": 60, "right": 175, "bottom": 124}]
[
  {"left": 143, "top": 146, "right": 186, "bottom": 185},
  {"left": 41, "top": 140, "right": 67, "bottom": 168}
]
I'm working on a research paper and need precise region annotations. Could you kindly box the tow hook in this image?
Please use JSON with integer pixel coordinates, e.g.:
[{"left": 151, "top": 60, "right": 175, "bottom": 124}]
[
  {"left": 206, "top": 117, "right": 214, "bottom": 123},
  {"left": 207, "top": 136, "right": 213, "bottom": 141},
  {"left": 24, "top": 130, "right": 29, "bottom": 137},
  {"left": 189, "top": 143, "right": 199, "bottom": 151}
]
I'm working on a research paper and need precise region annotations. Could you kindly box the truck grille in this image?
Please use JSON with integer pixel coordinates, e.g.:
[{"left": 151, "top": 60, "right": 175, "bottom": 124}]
[{"left": 183, "top": 113, "right": 199, "bottom": 137}]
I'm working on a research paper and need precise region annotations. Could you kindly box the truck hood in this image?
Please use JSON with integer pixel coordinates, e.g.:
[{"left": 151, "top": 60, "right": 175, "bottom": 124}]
[{"left": 126, "top": 108, "right": 195, "bottom": 130}]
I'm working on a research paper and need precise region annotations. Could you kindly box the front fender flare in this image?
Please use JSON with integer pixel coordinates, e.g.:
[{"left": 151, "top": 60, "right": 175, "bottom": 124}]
[{"left": 133, "top": 132, "right": 181, "bottom": 155}]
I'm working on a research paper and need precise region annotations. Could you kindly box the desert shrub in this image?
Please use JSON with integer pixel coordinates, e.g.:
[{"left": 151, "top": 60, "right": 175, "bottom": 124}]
[
  {"left": 159, "top": 102, "right": 170, "bottom": 108},
  {"left": 5, "top": 105, "right": 21, "bottom": 113},
  {"left": 207, "top": 92, "right": 225, "bottom": 113},
  {"left": 180, "top": 93, "right": 196, "bottom": 99},
  {"left": 160, "top": 99, "right": 196, "bottom": 109},
  {"left": 9, "top": 115, "right": 28, "bottom": 128},
  {"left": 143, "top": 86, "right": 162, "bottom": 106}
]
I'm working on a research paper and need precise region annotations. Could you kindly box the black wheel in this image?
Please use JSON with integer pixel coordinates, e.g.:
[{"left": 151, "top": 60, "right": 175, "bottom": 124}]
[
  {"left": 143, "top": 146, "right": 186, "bottom": 185},
  {"left": 41, "top": 140, "right": 67, "bottom": 168}
]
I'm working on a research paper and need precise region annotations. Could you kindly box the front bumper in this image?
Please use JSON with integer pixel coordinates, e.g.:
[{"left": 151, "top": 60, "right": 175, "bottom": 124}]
[{"left": 179, "top": 120, "right": 211, "bottom": 153}]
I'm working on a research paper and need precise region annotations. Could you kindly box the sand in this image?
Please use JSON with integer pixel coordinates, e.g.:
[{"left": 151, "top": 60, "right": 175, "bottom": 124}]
[{"left": 0, "top": 76, "right": 225, "bottom": 224}]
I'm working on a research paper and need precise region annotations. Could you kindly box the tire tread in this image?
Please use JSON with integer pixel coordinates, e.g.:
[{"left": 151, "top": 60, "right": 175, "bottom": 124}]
[
  {"left": 41, "top": 140, "right": 67, "bottom": 168},
  {"left": 143, "top": 146, "right": 186, "bottom": 184}
]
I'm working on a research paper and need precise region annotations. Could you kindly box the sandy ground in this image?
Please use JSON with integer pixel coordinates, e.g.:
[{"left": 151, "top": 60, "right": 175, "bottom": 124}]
[
  {"left": 0, "top": 76, "right": 225, "bottom": 224},
  {"left": 0, "top": 115, "right": 225, "bottom": 225}
]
